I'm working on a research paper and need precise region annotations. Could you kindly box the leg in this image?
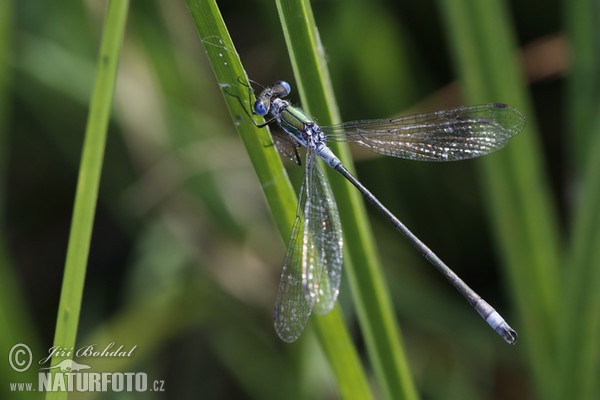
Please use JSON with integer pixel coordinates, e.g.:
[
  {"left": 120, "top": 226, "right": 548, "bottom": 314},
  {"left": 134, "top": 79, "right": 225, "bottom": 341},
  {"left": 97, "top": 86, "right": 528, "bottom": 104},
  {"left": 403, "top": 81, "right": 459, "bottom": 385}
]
[{"left": 223, "top": 80, "right": 275, "bottom": 128}]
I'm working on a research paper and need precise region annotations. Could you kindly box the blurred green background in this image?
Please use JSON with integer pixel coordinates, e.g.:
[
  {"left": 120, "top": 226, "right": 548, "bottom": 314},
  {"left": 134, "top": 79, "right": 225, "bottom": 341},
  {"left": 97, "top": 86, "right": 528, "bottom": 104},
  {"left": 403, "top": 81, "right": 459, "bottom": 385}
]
[{"left": 2, "top": 0, "right": 594, "bottom": 399}]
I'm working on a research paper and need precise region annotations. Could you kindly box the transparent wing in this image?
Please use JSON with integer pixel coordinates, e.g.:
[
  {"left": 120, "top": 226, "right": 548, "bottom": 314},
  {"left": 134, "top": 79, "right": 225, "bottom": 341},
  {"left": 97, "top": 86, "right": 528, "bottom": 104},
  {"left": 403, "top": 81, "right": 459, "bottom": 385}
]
[
  {"left": 302, "top": 150, "right": 343, "bottom": 315},
  {"left": 272, "top": 130, "right": 302, "bottom": 165},
  {"left": 273, "top": 181, "right": 313, "bottom": 343},
  {"left": 323, "top": 104, "right": 525, "bottom": 161},
  {"left": 272, "top": 150, "right": 343, "bottom": 342}
]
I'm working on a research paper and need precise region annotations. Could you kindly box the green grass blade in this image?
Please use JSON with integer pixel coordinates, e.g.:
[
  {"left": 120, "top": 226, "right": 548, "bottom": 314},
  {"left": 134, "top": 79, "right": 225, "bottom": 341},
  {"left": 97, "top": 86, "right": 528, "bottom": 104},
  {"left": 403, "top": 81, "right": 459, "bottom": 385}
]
[
  {"left": 558, "top": 2, "right": 600, "bottom": 398},
  {"left": 559, "top": 115, "right": 600, "bottom": 400},
  {"left": 184, "top": 0, "right": 373, "bottom": 398},
  {"left": 184, "top": 0, "right": 294, "bottom": 238},
  {"left": 45, "top": 2, "right": 129, "bottom": 399},
  {"left": 437, "top": 0, "right": 562, "bottom": 397},
  {"left": 565, "top": 0, "right": 600, "bottom": 171},
  {"left": 275, "top": 0, "right": 418, "bottom": 399}
]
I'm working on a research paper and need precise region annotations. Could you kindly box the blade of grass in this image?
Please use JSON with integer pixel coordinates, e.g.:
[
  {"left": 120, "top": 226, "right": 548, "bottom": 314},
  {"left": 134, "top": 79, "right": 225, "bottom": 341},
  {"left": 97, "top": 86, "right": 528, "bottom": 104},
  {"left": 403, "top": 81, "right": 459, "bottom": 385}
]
[
  {"left": 184, "top": 0, "right": 294, "bottom": 238},
  {"left": 557, "top": 2, "right": 600, "bottom": 399},
  {"left": 274, "top": 1, "right": 418, "bottom": 399},
  {"left": 184, "top": 0, "right": 372, "bottom": 398},
  {"left": 437, "top": 0, "right": 561, "bottom": 397},
  {"left": 565, "top": 0, "right": 600, "bottom": 172},
  {"left": 558, "top": 114, "right": 600, "bottom": 400},
  {"left": 45, "top": 2, "right": 129, "bottom": 399}
]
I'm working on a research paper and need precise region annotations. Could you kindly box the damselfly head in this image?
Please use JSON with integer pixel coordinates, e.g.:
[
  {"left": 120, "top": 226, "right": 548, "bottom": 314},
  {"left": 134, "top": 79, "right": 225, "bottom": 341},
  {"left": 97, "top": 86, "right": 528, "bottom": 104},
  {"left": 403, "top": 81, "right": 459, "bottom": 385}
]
[{"left": 253, "top": 81, "right": 291, "bottom": 116}]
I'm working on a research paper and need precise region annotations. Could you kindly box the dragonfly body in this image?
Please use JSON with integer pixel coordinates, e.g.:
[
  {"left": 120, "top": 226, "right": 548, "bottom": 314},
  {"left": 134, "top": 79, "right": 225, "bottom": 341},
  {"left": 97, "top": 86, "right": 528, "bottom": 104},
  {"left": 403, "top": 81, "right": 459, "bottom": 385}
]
[{"left": 243, "top": 80, "right": 523, "bottom": 344}]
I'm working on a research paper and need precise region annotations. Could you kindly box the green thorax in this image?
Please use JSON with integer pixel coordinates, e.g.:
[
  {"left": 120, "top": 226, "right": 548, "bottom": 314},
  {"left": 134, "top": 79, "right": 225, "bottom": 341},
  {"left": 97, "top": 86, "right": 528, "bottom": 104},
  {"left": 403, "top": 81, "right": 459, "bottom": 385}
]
[{"left": 276, "top": 100, "right": 314, "bottom": 138}]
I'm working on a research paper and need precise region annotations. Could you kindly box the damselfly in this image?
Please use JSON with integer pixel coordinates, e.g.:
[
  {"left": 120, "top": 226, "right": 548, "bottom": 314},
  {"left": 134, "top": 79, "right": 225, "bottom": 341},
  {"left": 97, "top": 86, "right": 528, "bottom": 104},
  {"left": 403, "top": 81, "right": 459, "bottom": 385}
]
[{"left": 231, "top": 80, "right": 524, "bottom": 344}]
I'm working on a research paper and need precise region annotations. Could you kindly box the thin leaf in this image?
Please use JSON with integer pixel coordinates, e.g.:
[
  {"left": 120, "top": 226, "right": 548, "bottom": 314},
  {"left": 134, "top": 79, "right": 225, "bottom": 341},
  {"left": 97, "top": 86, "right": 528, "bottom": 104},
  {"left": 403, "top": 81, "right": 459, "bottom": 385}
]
[
  {"left": 437, "top": 0, "right": 562, "bottom": 397},
  {"left": 45, "top": 2, "right": 129, "bottom": 400},
  {"left": 275, "top": 0, "right": 418, "bottom": 399},
  {"left": 184, "top": 0, "right": 373, "bottom": 398},
  {"left": 558, "top": 2, "right": 600, "bottom": 397}
]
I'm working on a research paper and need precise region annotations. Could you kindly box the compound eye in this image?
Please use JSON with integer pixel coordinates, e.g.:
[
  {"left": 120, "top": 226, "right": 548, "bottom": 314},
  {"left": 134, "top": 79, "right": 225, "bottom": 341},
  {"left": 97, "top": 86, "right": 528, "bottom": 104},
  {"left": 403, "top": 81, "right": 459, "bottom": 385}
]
[
  {"left": 274, "top": 80, "right": 291, "bottom": 97},
  {"left": 253, "top": 99, "right": 269, "bottom": 116}
]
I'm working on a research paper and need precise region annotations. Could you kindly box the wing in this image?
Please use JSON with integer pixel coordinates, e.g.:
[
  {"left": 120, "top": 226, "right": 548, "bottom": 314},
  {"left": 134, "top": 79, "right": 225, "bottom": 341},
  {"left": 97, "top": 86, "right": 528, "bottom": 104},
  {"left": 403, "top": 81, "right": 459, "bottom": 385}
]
[
  {"left": 302, "top": 150, "right": 343, "bottom": 315},
  {"left": 272, "top": 130, "right": 302, "bottom": 165},
  {"left": 323, "top": 103, "right": 525, "bottom": 161},
  {"left": 272, "top": 150, "right": 343, "bottom": 342},
  {"left": 273, "top": 180, "right": 313, "bottom": 343}
]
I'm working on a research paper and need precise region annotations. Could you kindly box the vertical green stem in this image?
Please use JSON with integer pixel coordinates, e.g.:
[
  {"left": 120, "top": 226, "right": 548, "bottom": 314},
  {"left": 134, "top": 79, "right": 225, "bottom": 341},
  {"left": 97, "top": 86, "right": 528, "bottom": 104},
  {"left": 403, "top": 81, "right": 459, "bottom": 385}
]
[
  {"left": 46, "top": 2, "right": 129, "bottom": 399},
  {"left": 558, "top": 3, "right": 600, "bottom": 398},
  {"left": 185, "top": 0, "right": 374, "bottom": 398},
  {"left": 275, "top": 0, "right": 418, "bottom": 399},
  {"left": 437, "top": 0, "right": 561, "bottom": 397}
]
